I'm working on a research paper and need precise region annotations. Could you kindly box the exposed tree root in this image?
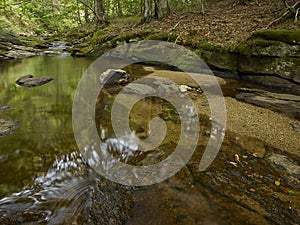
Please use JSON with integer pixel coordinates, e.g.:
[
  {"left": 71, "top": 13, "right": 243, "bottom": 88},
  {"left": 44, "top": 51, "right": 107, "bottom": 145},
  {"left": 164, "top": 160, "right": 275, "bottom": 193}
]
[{"left": 266, "top": 1, "right": 300, "bottom": 28}]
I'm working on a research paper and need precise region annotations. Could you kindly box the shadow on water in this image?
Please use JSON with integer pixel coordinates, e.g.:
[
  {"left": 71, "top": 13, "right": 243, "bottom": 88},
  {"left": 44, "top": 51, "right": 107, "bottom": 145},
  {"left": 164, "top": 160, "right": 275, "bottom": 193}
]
[{"left": 0, "top": 57, "right": 299, "bottom": 224}]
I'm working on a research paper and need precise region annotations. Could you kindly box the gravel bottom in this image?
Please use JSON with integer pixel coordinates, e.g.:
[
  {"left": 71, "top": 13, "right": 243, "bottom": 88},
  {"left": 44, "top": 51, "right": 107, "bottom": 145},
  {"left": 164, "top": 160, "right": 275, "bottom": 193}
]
[
  {"left": 225, "top": 97, "right": 300, "bottom": 155},
  {"left": 148, "top": 68, "right": 300, "bottom": 156}
]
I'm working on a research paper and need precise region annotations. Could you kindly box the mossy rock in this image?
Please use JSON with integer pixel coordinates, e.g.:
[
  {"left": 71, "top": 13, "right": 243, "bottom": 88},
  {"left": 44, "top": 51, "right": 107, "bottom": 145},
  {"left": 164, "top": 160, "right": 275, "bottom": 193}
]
[
  {"left": 197, "top": 41, "right": 227, "bottom": 52},
  {"left": 110, "top": 33, "right": 140, "bottom": 46},
  {"left": 239, "top": 55, "right": 300, "bottom": 84},
  {"left": 0, "top": 30, "right": 21, "bottom": 45},
  {"left": 94, "top": 34, "right": 118, "bottom": 45},
  {"left": 21, "top": 37, "right": 49, "bottom": 49},
  {"left": 147, "top": 33, "right": 180, "bottom": 43},
  {"left": 252, "top": 29, "right": 300, "bottom": 45},
  {"left": 236, "top": 38, "right": 300, "bottom": 57}
]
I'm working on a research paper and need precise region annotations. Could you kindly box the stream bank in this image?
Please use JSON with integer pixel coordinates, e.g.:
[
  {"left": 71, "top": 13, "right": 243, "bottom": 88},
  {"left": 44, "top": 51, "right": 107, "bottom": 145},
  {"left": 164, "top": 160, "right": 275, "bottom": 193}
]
[
  {"left": 0, "top": 28, "right": 70, "bottom": 61},
  {"left": 67, "top": 27, "right": 300, "bottom": 95}
]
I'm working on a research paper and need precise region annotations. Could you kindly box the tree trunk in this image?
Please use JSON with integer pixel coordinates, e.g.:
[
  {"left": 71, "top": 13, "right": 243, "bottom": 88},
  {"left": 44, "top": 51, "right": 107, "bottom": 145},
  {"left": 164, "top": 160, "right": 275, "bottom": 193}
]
[
  {"left": 116, "top": 0, "right": 122, "bottom": 16},
  {"left": 95, "top": 0, "right": 107, "bottom": 27},
  {"left": 154, "top": 0, "right": 170, "bottom": 20},
  {"left": 84, "top": 4, "right": 90, "bottom": 23},
  {"left": 76, "top": 0, "right": 82, "bottom": 24},
  {"left": 144, "top": 0, "right": 153, "bottom": 22}
]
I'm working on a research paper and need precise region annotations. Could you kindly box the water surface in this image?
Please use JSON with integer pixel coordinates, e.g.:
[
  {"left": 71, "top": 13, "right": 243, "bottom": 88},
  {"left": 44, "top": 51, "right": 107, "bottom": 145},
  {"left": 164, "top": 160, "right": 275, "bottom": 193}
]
[{"left": 0, "top": 55, "right": 93, "bottom": 197}]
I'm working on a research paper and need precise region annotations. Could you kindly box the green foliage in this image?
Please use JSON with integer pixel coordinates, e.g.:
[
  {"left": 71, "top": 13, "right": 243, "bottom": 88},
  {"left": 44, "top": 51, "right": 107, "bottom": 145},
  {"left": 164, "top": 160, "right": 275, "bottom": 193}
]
[{"left": 0, "top": 0, "right": 91, "bottom": 35}]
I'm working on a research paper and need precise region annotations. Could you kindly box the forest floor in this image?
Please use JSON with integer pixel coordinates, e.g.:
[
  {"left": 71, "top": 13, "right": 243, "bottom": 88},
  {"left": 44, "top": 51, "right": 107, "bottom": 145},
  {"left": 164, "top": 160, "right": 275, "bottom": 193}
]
[{"left": 101, "top": 0, "right": 299, "bottom": 47}]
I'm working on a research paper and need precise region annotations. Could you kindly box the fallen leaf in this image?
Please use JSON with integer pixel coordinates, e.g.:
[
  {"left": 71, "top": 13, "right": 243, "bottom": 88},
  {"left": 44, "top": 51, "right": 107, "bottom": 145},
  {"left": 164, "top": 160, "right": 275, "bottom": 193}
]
[
  {"left": 275, "top": 178, "right": 281, "bottom": 186},
  {"left": 229, "top": 161, "right": 238, "bottom": 167}
]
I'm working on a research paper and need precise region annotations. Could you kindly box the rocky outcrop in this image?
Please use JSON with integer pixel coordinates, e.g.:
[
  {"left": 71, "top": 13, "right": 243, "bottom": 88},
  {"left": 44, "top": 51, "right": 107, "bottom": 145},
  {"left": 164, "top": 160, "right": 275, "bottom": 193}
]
[
  {"left": 16, "top": 75, "right": 53, "bottom": 87},
  {"left": 236, "top": 87, "right": 300, "bottom": 117},
  {"left": 0, "top": 30, "right": 38, "bottom": 61},
  {"left": 200, "top": 30, "right": 300, "bottom": 94}
]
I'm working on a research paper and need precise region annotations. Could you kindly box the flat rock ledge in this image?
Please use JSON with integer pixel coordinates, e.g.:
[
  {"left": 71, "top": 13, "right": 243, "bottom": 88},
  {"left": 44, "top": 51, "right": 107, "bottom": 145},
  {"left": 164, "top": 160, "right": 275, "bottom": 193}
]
[
  {"left": 16, "top": 75, "right": 53, "bottom": 87},
  {"left": 236, "top": 88, "right": 300, "bottom": 117}
]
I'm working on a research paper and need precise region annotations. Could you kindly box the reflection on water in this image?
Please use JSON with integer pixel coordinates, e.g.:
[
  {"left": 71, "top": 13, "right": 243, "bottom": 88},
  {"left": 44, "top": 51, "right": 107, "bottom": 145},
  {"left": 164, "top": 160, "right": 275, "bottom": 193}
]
[{"left": 0, "top": 55, "right": 93, "bottom": 197}]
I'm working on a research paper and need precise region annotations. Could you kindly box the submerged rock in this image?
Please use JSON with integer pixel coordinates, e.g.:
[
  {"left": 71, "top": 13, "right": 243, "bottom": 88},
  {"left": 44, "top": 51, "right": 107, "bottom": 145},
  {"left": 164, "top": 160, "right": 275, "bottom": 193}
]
[
  {"left": 16, "top": 75, "right": 53, "bottom": 87},
  {"left": 0, "top": 106, "right": 14, "bottom": 112}
]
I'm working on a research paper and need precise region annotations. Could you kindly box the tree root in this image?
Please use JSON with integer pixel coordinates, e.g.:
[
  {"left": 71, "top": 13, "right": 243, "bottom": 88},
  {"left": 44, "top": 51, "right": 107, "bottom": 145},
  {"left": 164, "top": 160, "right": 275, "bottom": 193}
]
[{"left": 266, "top": 1, "right": 300, "bottom": 29}]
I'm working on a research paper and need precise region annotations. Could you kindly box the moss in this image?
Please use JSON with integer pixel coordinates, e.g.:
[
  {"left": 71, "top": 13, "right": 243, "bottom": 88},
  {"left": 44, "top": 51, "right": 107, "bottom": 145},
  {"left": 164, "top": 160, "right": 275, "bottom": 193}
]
[
  {"left": 110, "top": 16, "right": 140, "bottom": 24},
  {"left": 148, "top": 33, "right": 179, "bottom": 42},
  {"left": 189, "top": 29, "right": 198, "bottom": 36},
  {"left": 235, "top": 36, "right": 295, "bottom": 56},
  {"left": 251, "top": 39, "right": 280, "bottom": 48},
  {"left": 110, "top": 33, "right": 140, "bottom": 46},
  {"left": 94, "top": 34, "right": 117, "bottom": 45},
  {"left": 197, "top": 41, "right": 226, "bottom": 52},
  {"left": 21, "top": 37, "right": 49, "bottom": 49},
  {"left": 235, "top": 42, "right": 252, "bottom": 55},
  {"left": 140, "top": 29, "right": 153, "bottom": 36},
  {"left": 93, "top": 29, "right": 105, "bottom": 38},
  {"left": 252, "top": 30, "right": 300, "bottom": 44},
  {"left": 194, "top": 49, "right": 202, "bottom": 56}
]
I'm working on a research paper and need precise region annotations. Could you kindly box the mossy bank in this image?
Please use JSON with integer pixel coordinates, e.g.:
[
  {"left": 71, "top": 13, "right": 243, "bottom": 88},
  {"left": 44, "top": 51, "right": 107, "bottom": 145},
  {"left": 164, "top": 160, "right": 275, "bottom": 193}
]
[{"left": 70, "top": 28, "right": 300, "bottom": 94}]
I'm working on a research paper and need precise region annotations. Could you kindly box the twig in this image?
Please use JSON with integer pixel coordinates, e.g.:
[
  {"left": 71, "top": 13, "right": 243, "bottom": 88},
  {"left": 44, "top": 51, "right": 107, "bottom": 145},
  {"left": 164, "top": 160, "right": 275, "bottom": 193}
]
[
  {"left": 170, "top": 21, "right": 181, "bottom": 31},
  {"left": 266, "top": 10, "right": 289, "bottom": 28},
  {"left": 266, "top": 1, "right": 300, "bottom": 28}
]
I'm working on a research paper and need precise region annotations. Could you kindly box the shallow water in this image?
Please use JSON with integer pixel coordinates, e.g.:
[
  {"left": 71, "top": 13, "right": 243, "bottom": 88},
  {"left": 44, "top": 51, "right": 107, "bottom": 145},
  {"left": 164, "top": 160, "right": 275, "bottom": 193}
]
[
  {"left": 0, "top": 55, "right": 299, "bottom": 225},
  {"left": 0, "top": 55, "right": 93, "bottom": 197}
]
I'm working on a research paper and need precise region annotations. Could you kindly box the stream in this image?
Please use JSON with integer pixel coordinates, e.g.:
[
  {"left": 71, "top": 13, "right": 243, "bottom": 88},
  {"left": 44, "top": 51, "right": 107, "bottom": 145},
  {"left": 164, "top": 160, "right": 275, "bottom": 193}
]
[{"left": 0, "top": 52, "right": 299, "bottom": 224}]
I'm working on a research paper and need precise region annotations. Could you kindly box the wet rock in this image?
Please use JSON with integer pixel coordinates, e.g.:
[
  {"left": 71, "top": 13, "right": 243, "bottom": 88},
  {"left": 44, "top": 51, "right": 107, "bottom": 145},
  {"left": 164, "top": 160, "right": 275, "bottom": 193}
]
[
  {"left": 0, "top": 106, "right": 14, "bottom": 112},
  {"left": 236, "top": 88, "right": 300, "bottom": 117},
  {"left": 0, "top": 151, "right": 133, "bottom": 225},
  {"left": 16, "top": 75, "right": 53, "bottom": 87},
  {"left": 290, "top": 122, "right": 300, "bottom": 132},
  {"left": 0, "top": 117, "right": 19, "bottom": 137},
  {"left": 122, "top": 83, "right": 157, "bottom": 95},
  {"left": 269, "top": 153, "right": 300, "bottom": 176},
  {"left": 99, "top": 69, "right": 130, "bottom": 86}
]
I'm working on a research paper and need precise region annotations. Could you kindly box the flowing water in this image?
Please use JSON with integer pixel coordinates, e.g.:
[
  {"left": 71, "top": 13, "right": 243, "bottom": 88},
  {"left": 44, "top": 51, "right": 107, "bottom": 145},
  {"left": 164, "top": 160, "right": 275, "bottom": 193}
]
[{"left": 0, "top": 53, "right": 299, "bottom": 224}]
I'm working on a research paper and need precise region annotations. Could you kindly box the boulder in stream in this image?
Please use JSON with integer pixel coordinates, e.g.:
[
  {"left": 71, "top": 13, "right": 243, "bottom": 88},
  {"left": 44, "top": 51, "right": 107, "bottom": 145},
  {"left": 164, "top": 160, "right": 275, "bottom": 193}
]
[
  {"left": 16, "top": 75, "right": 53, "bottom": 87},
  {"left": 99, "top": 69, "right": 130, "bottom": 86},
  {"left": 0, "top": 117, "right": 19, "bottom": 137}
]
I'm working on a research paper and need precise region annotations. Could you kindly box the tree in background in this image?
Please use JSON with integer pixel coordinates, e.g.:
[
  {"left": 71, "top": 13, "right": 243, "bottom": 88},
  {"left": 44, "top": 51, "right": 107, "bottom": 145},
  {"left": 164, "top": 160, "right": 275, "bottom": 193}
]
[
  {"left": 154, "top": 0, "right": 170, "bottom": 19},
  {"left": 95, "top": 0, "right": 107, "bottom": 27},
  {"left": 143, "top": 0, "right": 170, "bottom": 22}
]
